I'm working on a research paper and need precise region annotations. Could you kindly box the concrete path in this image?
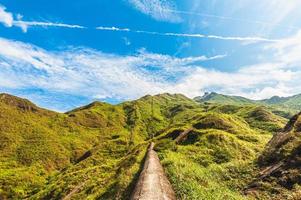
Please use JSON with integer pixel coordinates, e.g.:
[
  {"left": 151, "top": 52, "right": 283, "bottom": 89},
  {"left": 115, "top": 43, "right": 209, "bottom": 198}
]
[{"left": 130, "top": 143, "right": 176, "bottom": 200}]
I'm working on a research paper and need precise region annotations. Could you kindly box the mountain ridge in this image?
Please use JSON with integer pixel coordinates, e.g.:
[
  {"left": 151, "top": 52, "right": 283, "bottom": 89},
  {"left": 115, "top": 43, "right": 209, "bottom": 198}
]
[
  {"left": 195, "top": 92, "right": 301, "bottom": 118},
  {"left": 0, "top": 92, "right": 300, "bottom": 199},
  {"left": 195, "top": 92, "right": 301, "bottom": 105}
]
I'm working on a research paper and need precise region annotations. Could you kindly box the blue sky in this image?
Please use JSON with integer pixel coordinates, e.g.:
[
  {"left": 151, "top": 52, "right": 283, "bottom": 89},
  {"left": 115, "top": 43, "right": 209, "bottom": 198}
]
[{"left": 0, "top": 0, "right": 301, "bottom": 111}]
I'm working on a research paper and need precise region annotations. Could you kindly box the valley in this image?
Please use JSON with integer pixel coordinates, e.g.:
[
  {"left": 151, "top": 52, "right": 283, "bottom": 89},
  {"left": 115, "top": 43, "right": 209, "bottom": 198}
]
[{"left": 0, "top": 92, "right": 301, "bottom": 199}]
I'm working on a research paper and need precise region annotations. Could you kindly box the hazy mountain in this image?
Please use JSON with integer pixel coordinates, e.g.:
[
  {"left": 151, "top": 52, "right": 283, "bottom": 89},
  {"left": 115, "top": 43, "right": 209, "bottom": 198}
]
[
  {"left": 260, "top": 94, "right": 301, "bottom": 110},
  {"left": 195, "top": 92, "right": 301, "bottom": 118},
  {"left": 194, "top": 92, "right": 255, "bottom": 105}
]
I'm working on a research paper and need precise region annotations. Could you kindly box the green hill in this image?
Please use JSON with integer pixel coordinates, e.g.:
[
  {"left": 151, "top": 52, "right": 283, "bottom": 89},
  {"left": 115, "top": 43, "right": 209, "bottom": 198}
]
[
  {"left": 195, "top": 92, "right": 301, "bottom": 118},
  {"left": 0, "top": 92, "right": 298, "bottom": 200},
  {"left": 244, "top": 112, "right": 301, "bottom": 199},
  {"left": 194, "top": 92, "right": 254, "bottom": 105},
  {"left": 260, "top": 94, "right": 301, "bottom": 111},
  {"left": 0, "top": 93, "right": 146, "bottom": 199},
  {"left": 153, "top": 103, "right": 287, "bottom": 199}
]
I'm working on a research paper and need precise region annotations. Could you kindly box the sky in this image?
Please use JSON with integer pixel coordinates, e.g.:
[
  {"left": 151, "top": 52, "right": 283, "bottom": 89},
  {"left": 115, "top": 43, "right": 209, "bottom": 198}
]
[{"left": 0, "top": 0, "right": 301, "bottom": 111}]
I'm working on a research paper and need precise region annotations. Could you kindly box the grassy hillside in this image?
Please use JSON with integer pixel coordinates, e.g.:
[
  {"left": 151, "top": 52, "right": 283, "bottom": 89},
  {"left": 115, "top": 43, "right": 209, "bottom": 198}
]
[
  {"left": 194, "top": 92, "right": 254, "bottom": 105},
  {"left": 0, "top": 92, "right": 298, "bottom": 199},
  {"left": 0, "top": 93, "right": 145, "bottom": 199},
  {"left": 152, "top": 103, "right": 287, "bottom": 199},
  {"left": 195, "top": 92, "right": 301, "bottom": 118},
  {"left": 244, "top": 112, "right": 301, "bottom": 199},
  {"left": 260, "top": 94, "right": 301, "bottom": 111}
]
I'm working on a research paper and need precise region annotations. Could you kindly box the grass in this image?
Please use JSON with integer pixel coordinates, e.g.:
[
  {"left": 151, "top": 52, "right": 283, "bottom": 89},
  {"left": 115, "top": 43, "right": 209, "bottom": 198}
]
[
  {"left": 159, "top": 150, "right": 255, "bottom": 200},
  {"left": 152, "top": 103, "right": 280, "bottom": 199},
  {"left": 155, "top": 130, "right": 269, "bottom": 200},
  {"left": 0, "top": 93, "right": 298, "bottom": 199}
]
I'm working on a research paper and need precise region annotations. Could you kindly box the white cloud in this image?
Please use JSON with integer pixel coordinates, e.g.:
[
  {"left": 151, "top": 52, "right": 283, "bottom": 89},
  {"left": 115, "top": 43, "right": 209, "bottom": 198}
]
[
  {"left": 167, "top": 64, "right": 299, "bottom": 100},
  {"left": 128, "top": 0, "right": 181, "bottom": 23},
  {"left": 1, "top": 35, "right": 301, "bottom": 105},
  {"left": 267, "top": 30, "right": 301, "bottom": 65},
  {"left": 0, "top": 5, "right": 13, "bottom": 27},
  {"left": 96, "top": 26, "right": 279, "bottom": 43},
  {"left": 0, "top": 37, "right": 225, "bottom": 101},
  {"left": 0, "top": 4, "right": 85, "bottom": 32}
]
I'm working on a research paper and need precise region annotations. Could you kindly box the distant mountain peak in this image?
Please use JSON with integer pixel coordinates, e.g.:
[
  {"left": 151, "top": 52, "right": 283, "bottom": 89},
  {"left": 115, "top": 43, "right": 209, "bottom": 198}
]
[
  {"left": 262, "top": 95, "right": 284, "bottom": 104},
  {"left": 270, "top": 95, "right": 281, "bottom": 99},
  {"left": 66, "top": 101, "right": 111, "bottom": 113},
  {"left": 194, "top": 92, "right": 254, "bottom": 106},
  {"left": 202, "top": 91, "right": 218, "bottom": 98},
  {"left": 139, "top": 93, "right": 193, "bottom": 103}
]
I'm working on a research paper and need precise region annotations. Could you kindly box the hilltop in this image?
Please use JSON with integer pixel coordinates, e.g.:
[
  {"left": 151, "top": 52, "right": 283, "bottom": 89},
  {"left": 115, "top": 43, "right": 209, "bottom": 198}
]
[
  {"left": 195, "top": 92, "right": 301, "bottom": 118},
  {"left": 194, "top": 92, "right": 254, "bottom": 105},
  {"left": 0, "top": 92, "right": 300, "bottom": 199},
  {"left": 260, "top": 94, "right": 301, "bottom": 110}
]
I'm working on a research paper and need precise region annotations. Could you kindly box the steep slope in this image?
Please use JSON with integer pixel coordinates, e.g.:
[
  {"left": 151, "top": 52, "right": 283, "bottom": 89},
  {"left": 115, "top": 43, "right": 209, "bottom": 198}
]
[
  {"left": 205, "top": 104, "right": 287, "bottom": 132},
  {"left": 119, "top": 93, "right": 200, "bottom": 143},
  {"left": 0, "top": 93, "right": 199, "bottom": 199},
  {"left": 154, "top": 113, "right": 271, "bottom": 199},
  {"left": 0, "top": 94, "right": 143, "bottom": 199},
  {"left": 245, "top": 112, "right": 301, "bottom": 199},
  {"left": 151, "top": 101, "right": 287, "bottom": 199},
  {"left": 0, "top": 93, "right": 293, "bottom": 199}
]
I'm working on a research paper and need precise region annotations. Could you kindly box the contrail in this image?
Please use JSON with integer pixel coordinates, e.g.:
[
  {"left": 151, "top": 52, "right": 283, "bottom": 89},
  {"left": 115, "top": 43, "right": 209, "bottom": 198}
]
[
  {"left": 164, "top": 9, "right": 299, "bottom": 31},
  {"left": 14, "top": 21, "right": 86, "bottom": 29},
  {"left": 96, "top": 26, "right": 280, "bottom": 42},
  {"left": 96, "top": 26, "right": 130, "bottom": 31},
  {"left": 13, "top": 20, "right": 86, "bottom": 32}
]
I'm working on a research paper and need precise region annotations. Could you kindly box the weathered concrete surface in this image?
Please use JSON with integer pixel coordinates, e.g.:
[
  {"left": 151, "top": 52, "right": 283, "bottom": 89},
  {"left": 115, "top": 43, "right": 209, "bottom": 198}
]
[{"left": 130, "top": 142, "right": 176, "bottom": 200}]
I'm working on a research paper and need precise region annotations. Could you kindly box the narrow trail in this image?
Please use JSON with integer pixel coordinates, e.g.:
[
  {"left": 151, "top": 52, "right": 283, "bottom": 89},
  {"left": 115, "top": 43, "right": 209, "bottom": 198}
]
[{"left": 130, "top": 142, "right": 176, "bottom": 200}]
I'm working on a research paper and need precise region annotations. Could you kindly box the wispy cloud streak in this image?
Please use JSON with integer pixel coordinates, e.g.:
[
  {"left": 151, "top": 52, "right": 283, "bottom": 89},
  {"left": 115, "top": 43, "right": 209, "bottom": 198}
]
[
  {"left": 15, "top": 21, "right": 85, "bottom": 29},
  {"left": 96, "top": 26, "right": 280, "bottom": 42},
  {"left": 96, "top": 26, "right": 130, "bottom": 31},
  {"left": 14, "top": 21, "right": 85, "bottom": 32},
  {"left": 0, "top": 4, "right": 85, "bottom": 32}
]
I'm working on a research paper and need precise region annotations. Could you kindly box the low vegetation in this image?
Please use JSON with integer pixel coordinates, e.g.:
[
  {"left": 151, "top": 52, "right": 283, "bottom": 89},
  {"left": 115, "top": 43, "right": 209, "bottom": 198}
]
[{"left": 1, "top": 92, "right": 301, "bottom": 199}]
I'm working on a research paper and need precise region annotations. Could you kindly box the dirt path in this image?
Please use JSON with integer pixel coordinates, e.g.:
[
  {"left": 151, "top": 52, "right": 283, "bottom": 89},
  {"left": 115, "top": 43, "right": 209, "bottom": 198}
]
[{"left": 130, "top": 142, "right": 176, "bottom": 200}]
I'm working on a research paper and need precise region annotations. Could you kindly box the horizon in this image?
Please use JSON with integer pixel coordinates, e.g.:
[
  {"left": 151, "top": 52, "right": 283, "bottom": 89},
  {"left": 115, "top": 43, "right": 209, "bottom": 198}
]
[
  {"left": 1, "top": 0, "right": 301, "bottom": 111},
  {"left": 1, "top": 91, "right": 298, "bottom": 113}
]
